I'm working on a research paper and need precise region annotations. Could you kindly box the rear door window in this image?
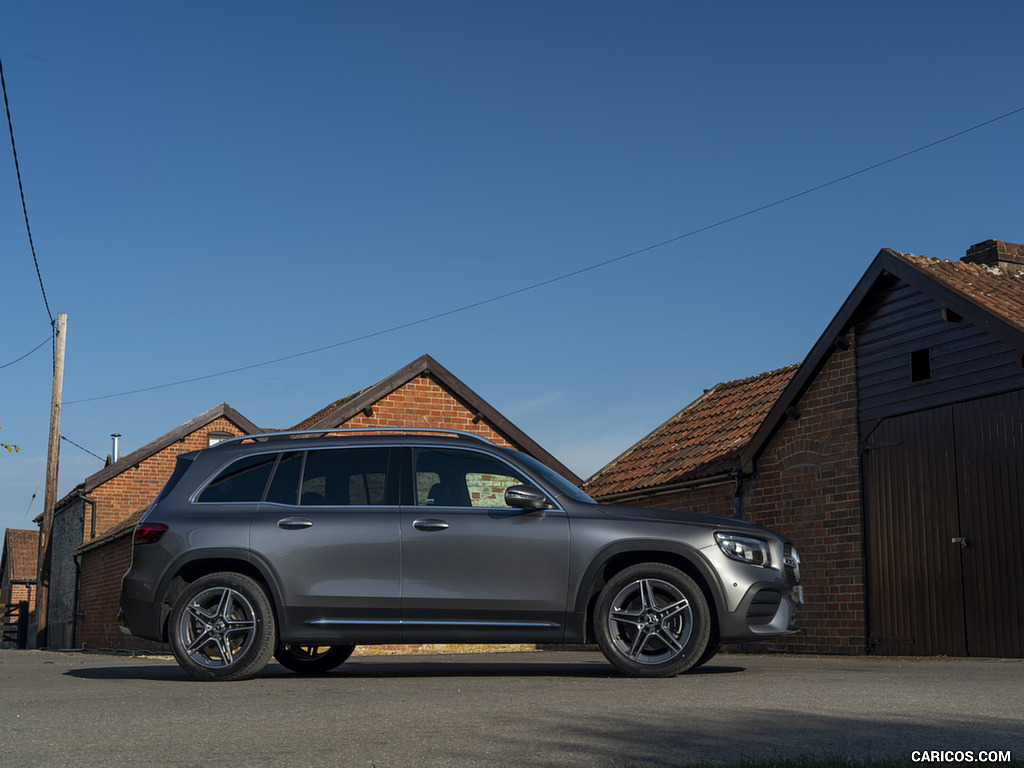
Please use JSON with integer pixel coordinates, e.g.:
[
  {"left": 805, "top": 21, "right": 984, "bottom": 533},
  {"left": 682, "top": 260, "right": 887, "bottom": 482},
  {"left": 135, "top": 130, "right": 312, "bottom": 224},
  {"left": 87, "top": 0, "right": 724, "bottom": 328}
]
[
  {"left": 263, "top": 451, "right": 303, "bottom": 505},
  {"left": 299, "top": 448, "right": 391, "bottom": 506}
]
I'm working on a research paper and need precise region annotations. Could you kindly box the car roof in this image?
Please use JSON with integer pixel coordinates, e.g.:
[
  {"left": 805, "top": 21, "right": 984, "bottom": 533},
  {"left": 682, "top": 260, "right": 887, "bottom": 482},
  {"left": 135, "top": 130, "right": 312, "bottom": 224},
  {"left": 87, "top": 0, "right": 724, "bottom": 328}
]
[{"left": 205, "top": 428, "right": 503, "bottom": 455}]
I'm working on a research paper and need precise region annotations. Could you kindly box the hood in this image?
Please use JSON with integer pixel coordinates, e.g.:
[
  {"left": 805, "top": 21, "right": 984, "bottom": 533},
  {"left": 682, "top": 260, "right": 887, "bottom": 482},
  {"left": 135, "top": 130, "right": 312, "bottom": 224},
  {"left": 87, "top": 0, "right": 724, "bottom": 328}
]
[{"left": 595, "top": 503, "right": 760, "bottom": 529}]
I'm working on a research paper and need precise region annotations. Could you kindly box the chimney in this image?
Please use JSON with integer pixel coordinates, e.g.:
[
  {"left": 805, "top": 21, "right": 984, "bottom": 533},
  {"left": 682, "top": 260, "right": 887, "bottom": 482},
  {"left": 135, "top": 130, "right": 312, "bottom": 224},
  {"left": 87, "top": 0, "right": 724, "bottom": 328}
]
[
  {"left": 111, "top": 433, "right": 122, "bottom": 463},
  {"left": 962, "top": 239, "right": 1024, "bottom": 271}
]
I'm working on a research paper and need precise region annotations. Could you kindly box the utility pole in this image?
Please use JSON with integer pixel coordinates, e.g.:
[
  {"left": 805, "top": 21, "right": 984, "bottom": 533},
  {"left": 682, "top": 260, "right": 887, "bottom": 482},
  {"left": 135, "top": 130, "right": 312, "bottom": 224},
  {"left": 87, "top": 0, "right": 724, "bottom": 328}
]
[{"left": 35, "top": 312, "right": 66, "bottom": 649}]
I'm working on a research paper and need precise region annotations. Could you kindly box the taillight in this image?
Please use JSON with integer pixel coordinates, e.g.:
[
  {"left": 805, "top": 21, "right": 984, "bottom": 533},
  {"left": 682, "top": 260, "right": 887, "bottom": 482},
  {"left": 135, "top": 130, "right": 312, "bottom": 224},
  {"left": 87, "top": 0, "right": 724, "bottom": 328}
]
[{"left": 133, "top": 523, "right": 168, "bottom": 545}]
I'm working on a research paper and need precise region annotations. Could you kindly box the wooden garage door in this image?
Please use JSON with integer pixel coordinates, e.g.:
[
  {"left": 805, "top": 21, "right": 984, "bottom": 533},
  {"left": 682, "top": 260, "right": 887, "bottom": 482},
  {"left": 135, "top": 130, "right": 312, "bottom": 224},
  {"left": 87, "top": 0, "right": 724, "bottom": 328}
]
[{"left": 864, "top": 391, "right": 1024, "bottom": 657}]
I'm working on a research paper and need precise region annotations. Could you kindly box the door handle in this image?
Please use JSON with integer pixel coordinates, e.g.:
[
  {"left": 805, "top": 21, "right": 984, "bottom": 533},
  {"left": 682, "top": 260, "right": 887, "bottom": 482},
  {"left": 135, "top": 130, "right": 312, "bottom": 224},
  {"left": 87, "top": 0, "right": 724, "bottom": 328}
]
[
  {"left": 278, "top": 517, "right": 313, "bottom": 530},
  {"left": 951, "top": 536, "right": 969, "bottom": 549},
  {"left": 413, "top": 518, "right": 450, "bottom": 532}
]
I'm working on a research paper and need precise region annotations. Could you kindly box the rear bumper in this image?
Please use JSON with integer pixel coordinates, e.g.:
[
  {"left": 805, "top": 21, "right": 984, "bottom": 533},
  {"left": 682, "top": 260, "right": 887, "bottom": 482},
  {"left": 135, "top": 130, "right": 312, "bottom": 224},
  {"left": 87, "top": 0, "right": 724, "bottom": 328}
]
[{"left": 118, "top": 596, "right": 165, "bottom": 642}]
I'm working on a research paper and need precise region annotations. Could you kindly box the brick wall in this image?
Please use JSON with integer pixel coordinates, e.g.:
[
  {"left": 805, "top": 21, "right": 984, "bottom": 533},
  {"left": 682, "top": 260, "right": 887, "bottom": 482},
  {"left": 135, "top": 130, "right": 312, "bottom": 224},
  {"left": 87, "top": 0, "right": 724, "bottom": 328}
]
[
  {"left": 77, "top": 536, "right": 164, "bottom": 652},
  {"left": 621, "top": 481, "right": 734, "bottom": 519},
  {"left": 338, "top": 374, "right": 515, "bottom": 448},
  {"left": 742, "top": 341, "right": 865, "bottom": 654}
]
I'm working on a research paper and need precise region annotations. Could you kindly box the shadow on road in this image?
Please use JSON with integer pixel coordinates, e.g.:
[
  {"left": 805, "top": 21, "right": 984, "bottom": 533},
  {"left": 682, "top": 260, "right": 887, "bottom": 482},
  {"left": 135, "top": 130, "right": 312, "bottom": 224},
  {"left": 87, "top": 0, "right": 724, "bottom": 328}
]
[{"left": 63, "top": 653, "right": 746, "bottom": 681}]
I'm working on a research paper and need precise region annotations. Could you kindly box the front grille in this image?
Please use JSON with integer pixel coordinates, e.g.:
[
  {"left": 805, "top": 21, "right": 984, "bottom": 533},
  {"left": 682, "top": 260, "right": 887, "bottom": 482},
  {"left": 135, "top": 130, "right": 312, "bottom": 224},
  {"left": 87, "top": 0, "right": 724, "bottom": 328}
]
[{"left": 783, "top": 543, "right": 801, "bottom": 583}]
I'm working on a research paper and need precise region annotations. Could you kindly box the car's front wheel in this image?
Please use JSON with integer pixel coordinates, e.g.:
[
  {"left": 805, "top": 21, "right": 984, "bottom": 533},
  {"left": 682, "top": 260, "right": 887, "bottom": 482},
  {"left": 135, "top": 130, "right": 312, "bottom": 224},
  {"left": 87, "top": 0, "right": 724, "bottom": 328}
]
[
  {"left": 594, "top": 563, "right": 710, "bottom": 677},
  {"left": 168, "top": 572, "right": 277, "bottom": 682},
  {"left": 274, "top": 644, "right": 356, "bottom": 674}
]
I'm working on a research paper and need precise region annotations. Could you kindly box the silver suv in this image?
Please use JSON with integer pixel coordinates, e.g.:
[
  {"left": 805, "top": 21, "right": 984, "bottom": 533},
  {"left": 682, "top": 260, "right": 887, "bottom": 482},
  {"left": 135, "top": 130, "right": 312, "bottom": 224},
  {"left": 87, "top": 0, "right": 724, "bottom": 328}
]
[{"left": 120, "top": 429, "right": 801, "bottom": 681}]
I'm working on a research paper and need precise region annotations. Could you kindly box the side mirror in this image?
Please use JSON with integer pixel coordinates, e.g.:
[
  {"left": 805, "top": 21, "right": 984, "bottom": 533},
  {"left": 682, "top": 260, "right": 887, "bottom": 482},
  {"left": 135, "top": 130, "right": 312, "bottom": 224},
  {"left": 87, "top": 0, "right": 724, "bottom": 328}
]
[{"left": 504, "top": 485, "right": 553, "bottom": 511}]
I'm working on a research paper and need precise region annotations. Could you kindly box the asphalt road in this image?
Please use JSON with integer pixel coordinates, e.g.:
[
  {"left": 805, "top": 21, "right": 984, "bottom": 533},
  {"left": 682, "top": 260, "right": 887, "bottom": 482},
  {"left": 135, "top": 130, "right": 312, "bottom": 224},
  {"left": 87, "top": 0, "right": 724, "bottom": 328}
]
[{"left": 1, "top": 648, "right": 1021, "bottom": 767}]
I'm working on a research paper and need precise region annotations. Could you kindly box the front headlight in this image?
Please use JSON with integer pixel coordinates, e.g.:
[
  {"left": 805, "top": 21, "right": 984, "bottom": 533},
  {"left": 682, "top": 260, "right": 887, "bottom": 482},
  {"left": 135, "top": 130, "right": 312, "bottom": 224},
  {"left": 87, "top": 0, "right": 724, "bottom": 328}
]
[{"left": 715, "top": 532, "right": 772, "bottom": 567}]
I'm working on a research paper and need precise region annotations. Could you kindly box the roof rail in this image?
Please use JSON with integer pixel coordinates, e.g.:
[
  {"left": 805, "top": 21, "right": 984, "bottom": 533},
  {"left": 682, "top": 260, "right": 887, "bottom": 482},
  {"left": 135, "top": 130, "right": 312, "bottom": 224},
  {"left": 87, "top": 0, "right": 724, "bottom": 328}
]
[{"left": 212, "top": 427, "right": 496, "bottom": 448}]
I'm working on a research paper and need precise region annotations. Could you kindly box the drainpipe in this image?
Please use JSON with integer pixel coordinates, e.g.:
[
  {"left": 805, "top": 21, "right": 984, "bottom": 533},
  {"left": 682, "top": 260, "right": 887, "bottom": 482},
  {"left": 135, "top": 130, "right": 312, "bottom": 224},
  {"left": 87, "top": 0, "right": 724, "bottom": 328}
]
[
  {"left": 731, "top": 469, "right": 750, "bottom": 520},
  {"left": 72, "top": 552, "right": 82, "bottom": 649},
  {"left": 73, "top": 492, "right": 98, "bottom": 650},
  {"left": 79, "top": 492, "right": 98, "bottom": 540}
]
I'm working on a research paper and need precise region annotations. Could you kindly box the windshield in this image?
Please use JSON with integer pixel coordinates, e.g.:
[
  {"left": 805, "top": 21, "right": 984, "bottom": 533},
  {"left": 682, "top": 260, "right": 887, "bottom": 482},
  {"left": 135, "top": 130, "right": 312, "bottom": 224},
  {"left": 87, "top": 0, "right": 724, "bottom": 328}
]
[{"left": 503, "top": 448, "right": 595, "bottom": 504}]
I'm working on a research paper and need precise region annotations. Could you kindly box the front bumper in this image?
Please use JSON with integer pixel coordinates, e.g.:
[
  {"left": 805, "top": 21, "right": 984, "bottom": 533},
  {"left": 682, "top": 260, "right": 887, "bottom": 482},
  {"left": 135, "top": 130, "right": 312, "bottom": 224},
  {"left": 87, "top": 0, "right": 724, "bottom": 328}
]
[{"left": 717, "top": 581, "right": 801, "bottom": 643}]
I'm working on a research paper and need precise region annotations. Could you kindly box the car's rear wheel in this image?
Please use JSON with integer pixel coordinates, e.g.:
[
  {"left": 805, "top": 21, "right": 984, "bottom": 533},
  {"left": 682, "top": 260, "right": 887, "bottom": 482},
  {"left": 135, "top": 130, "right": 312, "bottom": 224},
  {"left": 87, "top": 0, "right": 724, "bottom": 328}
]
[
  {"left": 274, "top": 644, "right": 356, "bottom": 674},
  {"left": 168, "top": 572, "right": 276, "bottom": 682},
  {"left": 594, "top": 563, "right": 710, "bottom": 677}
]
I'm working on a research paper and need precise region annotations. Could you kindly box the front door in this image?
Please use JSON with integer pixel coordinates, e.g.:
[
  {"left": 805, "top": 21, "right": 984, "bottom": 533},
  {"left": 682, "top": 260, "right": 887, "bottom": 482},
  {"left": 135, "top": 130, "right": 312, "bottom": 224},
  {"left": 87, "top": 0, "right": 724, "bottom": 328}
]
[{"left": 399, "top": 446, "right": 570, "bottom": 643}]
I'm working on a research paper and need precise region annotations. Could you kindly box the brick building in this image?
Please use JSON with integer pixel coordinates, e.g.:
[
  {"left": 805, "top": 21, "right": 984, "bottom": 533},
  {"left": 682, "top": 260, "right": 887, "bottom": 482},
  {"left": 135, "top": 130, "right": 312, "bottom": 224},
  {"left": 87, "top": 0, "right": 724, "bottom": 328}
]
[
  {"left": 586, "top": 239, "right": 1024, "bottom": 658},
  {"left": 44, "top": 403, "right": 259, "bottom": 649},
  {"left": 58, "top": 354, "right": 578, "bottom": 651},
  {"left": 1, "top": 529, "right": 38, "bottom": 646}
]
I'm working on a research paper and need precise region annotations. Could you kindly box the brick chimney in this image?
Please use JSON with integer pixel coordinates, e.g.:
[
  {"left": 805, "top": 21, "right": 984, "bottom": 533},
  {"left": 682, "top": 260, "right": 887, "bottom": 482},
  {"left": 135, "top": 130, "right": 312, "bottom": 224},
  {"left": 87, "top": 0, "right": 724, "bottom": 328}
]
[{"left": 962, "top": 239, "right": 1024, "bottom": 271}]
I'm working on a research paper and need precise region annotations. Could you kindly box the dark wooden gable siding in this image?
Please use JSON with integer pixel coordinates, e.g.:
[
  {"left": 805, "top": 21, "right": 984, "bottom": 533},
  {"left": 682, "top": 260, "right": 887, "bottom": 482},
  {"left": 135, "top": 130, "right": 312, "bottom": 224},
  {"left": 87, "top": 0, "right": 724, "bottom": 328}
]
[{"left": 856, "top": 276, "right": 1024, "bottom": 421}]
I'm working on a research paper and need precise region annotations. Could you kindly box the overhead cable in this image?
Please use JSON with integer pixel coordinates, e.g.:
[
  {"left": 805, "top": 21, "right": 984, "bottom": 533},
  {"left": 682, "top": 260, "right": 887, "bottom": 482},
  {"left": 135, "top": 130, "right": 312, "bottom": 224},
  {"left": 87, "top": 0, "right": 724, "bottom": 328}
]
[
  {"left": 64, "top": 104, "right": 1024, "bottom": 405},
  {"left": 1, "top": 55, "right": 53, "bottom": 325},
  {"left": 0, "top": 335, "right": 52, "bottom": 370}
]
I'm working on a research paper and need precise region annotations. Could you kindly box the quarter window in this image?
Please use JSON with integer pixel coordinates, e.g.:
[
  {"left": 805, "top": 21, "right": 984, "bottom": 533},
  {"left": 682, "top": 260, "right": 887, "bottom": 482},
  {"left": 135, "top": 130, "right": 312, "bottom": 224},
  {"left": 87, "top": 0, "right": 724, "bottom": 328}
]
[{"left": 197, "top": 454, "right": 276, "bottom": 504}]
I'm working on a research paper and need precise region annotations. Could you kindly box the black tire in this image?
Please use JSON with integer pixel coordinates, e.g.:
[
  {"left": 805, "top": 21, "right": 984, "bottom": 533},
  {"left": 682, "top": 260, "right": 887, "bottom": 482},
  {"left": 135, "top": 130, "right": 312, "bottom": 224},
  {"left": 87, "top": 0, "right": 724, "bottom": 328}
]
[
  {"left": 168, "top": 572, "right": 277, "bottom": 682},
  {"left": 694, "top": 641, "right": 722, "bottom": 669},
  {"left": 594, "top": 563, "right": 710, "bottom": 677},
  {"left": 274, "top": 644, "right": 356, "bottom": 674}
]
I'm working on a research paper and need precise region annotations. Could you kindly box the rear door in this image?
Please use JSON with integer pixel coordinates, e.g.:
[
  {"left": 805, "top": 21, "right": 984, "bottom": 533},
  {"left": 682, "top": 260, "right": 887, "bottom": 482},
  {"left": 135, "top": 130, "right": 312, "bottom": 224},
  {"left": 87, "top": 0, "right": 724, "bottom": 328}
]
[
  {"left": 249, "top": 446, "right": 402, "bottom": 643},
  {"left": 399, "top": 446, "right": 570, "bottom": 642}
]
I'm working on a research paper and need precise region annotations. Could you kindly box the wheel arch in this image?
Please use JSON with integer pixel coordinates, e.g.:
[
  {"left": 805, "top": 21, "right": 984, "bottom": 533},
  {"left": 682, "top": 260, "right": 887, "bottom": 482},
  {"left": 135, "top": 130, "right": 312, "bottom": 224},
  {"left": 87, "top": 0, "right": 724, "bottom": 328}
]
[
  {"left": 155, "top": 549, "right": 285, "bottom": 642},
  {"left": 574, "top": 540, "right": 725, "bottom": 644}
]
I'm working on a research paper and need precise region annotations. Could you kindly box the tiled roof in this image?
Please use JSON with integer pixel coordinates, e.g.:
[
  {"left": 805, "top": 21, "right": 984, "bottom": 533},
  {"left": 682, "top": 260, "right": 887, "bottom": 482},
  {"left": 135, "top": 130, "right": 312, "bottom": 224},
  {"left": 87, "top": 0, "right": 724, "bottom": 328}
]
[
  {"left": 3, "top": 529, "right": 39, "bottom": 583},
  {"left": 584, "top": 365, "right": 798, "bottom": 500},
  {"left": 895, "top": 251, "right": 1024, "bottom": 335}
]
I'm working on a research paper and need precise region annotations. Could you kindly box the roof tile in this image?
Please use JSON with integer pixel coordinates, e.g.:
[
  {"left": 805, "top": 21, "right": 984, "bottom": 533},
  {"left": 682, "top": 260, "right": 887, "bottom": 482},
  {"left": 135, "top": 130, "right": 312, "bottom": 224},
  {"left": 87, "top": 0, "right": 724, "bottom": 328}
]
[
  {"left": 584, "top": 365, "right": 798, "bottom": 499},
  {"left": 4, "top": 529, "right": 39, "bottom": 582},
  {"left": 895, "top": 251, "right": 1024, "bottom": 334}
]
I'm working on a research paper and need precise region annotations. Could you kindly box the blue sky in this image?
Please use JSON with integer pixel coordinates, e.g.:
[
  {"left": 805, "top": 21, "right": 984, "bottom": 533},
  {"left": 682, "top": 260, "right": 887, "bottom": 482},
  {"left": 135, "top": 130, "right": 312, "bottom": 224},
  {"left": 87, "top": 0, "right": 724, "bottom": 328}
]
[{"left": 1, "top": 1, "right": 1022, "bottom": 534}]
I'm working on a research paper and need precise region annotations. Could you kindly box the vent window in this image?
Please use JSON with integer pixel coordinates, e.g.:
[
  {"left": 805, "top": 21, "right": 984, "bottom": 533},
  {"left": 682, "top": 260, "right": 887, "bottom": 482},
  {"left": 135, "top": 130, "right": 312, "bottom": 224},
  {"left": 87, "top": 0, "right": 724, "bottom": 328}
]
[{"left": 911, "top": 348, "right": 932, "bottom": 382}]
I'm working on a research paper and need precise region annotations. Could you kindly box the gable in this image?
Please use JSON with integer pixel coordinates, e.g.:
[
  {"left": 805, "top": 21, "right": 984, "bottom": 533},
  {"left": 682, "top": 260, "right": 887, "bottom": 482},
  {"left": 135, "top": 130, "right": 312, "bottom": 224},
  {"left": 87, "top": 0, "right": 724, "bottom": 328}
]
[
  {"left": 296, "top": 354, "right": 582, "bottom": 484},
  {"left": 74, "top": 402, "right": 260, "bottom": 498},
  {"left": 743, "top": 244, "right": 1024, "bottom": 472},
  {"left": 856, "top": 275, "right": 1024, "bottom": 421},
  {"left": 54, "top": 404, "right": 261, "bottom": 544}
]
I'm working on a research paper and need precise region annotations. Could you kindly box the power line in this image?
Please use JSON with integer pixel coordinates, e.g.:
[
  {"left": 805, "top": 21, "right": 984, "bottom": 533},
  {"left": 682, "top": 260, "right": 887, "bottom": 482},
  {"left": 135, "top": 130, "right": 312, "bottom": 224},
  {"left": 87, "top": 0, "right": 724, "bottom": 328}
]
[
  {"left": 1, "top": 55, "right": 54, "bottom": 326},
  {"left": 0, "top": 335, "right": 52, "bottom": 370},
  {"left": 65, "top": 104, "right": 1024, "bottom": 406},
  {"left": 60, "top": 435, "right": 106, "bottom": 463}
]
